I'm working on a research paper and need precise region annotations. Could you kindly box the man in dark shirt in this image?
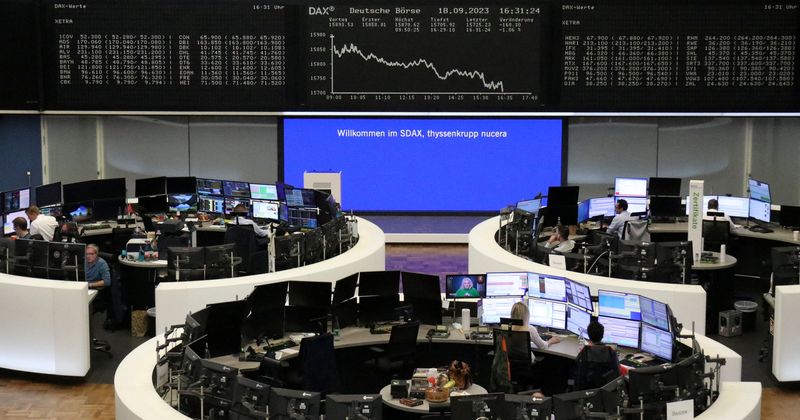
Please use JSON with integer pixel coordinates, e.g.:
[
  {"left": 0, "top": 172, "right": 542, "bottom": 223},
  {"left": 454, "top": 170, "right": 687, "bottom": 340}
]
[
  {"left": 12, "top": 217, "right": 31, "bottom": 239},
  {"left": 573, "top": 321, "right": 621, "bottom": 390},
  {"left": 84, "top": 243, "right": 110, "bottom": 289}
]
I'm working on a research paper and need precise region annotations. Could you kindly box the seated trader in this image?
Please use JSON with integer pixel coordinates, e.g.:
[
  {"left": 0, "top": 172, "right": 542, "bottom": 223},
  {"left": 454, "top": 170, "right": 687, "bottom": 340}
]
[
  {"left": 454, "top": 277, "right": 480, "bottom": 297},
  {"left": 230, "top": 204, "right": 270, "bottom": 237},
  {"left": 26, "top": 205, "right": 59, "bottom": 242},
  {"left": 85, "top": 244, "right": 110, "bottom": 290},
  {"left": 12, "top": 217, "right": 31, "bottom": 239},
  {"left": 544, "top": 225, "right": 575, "bottom": 253},
  {"left": 704, "top": 198, "right": 738, "bottom": 230},
  {"left": 510, "top": 302, "right": 561, "bottom": 349},
  {"left": 572, "top": 321, "right": 621, "bottom": 391},
  {"left": 606, "top": 199, "right": 631, "bottom": 239}
]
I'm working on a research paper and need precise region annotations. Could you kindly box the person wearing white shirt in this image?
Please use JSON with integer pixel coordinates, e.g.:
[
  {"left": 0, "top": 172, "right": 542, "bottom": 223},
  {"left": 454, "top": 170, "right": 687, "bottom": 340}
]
[
  {"left": 230, "top": 204, "right": 270, "bottom": 239},
  {"left": 606, "top": 199, "right": 631, "bottom": 239},
  {"left": 509, "top": 302, "right": 561, "bottom": 350},
  {"left": 26, "top": 206, "right": 59, "bottom": 242},
  {"left": 544, "top": 225, "right": 575, "bottom": 253},
  {"left": 703, "top": 198, "right": 737, "bottom": 231}
]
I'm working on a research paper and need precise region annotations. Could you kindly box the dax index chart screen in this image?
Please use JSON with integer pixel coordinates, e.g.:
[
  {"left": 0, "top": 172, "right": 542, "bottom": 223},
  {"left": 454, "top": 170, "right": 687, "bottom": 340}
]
[{"left": 304, "top": 4, "right": 548, "bottom": 110}]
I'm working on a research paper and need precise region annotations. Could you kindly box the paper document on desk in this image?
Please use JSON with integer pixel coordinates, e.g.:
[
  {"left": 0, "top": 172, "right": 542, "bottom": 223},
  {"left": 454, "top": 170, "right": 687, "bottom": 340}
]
[
  {"left": 282, "top": 348, "right": 300, "bottom": 357},
  {"left": 548, "top": 254, "right": 567, "bottom": 270}
]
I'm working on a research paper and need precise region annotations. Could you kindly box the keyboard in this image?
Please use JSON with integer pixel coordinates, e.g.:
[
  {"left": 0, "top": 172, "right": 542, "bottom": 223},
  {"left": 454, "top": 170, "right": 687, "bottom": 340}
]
[
  {"left": 264, "top": 338, "right": 297, "bottom": 351},
  {"left": 82, "top": 223, "right": 112, "bottom": 231},
  {"left": 539, "top": 334, "right": 552, "bottom": 341},
  {"left": 470, "top": 332, "right": 492, "bottom": 341},
  {"left": 748, "top": 225, "right": 774, "bottom": 234}
]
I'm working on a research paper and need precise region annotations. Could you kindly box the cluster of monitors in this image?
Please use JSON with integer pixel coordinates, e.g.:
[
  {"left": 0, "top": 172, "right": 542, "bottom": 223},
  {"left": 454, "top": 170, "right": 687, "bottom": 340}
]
[
  {"left": 0, "top": 239, "right": 86, "bottom": 280},
  {"left": 477, "top": 272, "right": 675, "bottom": 362},
  {"left": 180, "top": 344, "right": 378, "bottom": 420}
]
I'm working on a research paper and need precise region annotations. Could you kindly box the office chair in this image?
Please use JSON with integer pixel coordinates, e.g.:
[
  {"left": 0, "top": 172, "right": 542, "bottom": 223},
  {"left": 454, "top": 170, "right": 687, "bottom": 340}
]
[
  {"left": 293, "top": 333, "right": 340, "bottom": 395},
  {"left": 571, "top": 346, "right": 620, "bottom": 391},
  {"left": 622, "top": 219, "right": 650, "bottom": 242},
  {"left": 702, "top": 219, "right": 731, "bottom": 252},
  {"left": 90, "top": 253, "right": 115, "bottom": 357},
  {"left": 365, "top": 321, "right": 420, "bottom": 378},
  {"left": 248, "top": 250, "right": 269, "bottom": 275},
  {"left": 491, "top": 328, "right": 534, "bottom": 393},
  {"left": 111, "top": 227, "right": 136, "bottom": 256},
  {"left": 224, "top": 225, "right": 258, "bottom": 275}
]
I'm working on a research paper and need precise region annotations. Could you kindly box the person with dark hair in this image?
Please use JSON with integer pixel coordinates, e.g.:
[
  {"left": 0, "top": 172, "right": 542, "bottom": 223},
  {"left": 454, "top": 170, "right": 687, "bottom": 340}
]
[
  {"left": 544, "top": 225, "right": 575, "bottom": 253},
  {"left": 572, "top": 320, "right": 621, "bottom": 390},
  {"left": 606, "top": 199, "right": 631, "bottom": 238},
  {"left": 230, "top": 203, "right": 269, "bottom": 238},
  {"left": 705, "top": 198, "right": 738, "bottom": 230},
  {"left": 12, "top": 217, "right": 31, "bottom": 239}
]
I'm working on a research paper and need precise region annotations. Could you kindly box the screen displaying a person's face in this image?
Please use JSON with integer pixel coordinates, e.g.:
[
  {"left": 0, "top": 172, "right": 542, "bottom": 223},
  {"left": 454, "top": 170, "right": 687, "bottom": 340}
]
[{"left": 461, "top": 278, "right": 474, "bottom": 289}]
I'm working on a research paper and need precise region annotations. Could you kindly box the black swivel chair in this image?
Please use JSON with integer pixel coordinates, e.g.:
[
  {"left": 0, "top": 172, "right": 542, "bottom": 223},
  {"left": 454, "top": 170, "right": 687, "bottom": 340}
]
[
  {"left": 703, "top": 219, "right": 731, "bottom": 252},
  {"left": 90, "top": 253, "right": 117, "bottom": 357},
  {"left": 111, "top": 227, "right": 136, "bottom": 256},
  {"left": 295, "top": 333, "right": 340, "bottom": 395},
  {"left": 492, "top": 328, "right": 534, "bottom": 393},
  {"left": 365, "top": 321, "right": 420, "bottom": 379},
  {"left": 224, "top": 225, "right": 258, "bottom": 275},
  {"left": 571, "top": 345, "right": 620, "bottom": 391}
]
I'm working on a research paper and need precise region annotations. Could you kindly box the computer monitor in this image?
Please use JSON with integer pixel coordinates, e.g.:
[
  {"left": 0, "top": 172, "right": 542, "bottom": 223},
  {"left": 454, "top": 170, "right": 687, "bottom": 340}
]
[
  {"left": 501, "top": 394, "right": 553, "bottom": 420},
  {"left": 165, "top": 177, "right": 196, "bottom": 195},
  {"left": 401, "top": 271, "right": 441, "bottom": 301},
  {"left": 196, "top": 178, "right": 223, "bottom": 196},
  {"left": 92, "top": 198, "right": 124, "bottom": 220},
  {"left": 2, "top": 188, "right": 30, "bottom": 213},
  {"left": 716, "top": 196, "right": 749, "bottom": 218},
  {"left": 249, "top": 183, "right": 279, "bottom": 201},
  {"left": 47, "top": 242, "right": 86, "bottom": 280},
  {"left": 749, "top": 198, "right": 771, "bottom": 223},
  {"left": 224, "top": 197, "right": 251, "bottom": 216},
  {"left": 94, "top": 178, "right": 127, "bottom": 200},
  {"left": 252, "top": 200, "right": 279, "bottom": 220},
  {"left": 39, "top": 206, "right": 62, "bottom": 218},
  {"left": 285, "top": 187, "right": 317, "bottom": 208},
  {"left": 359, "top": 295, "right": 401, "bottom": 325},
  {"left": 204, "top": 300, "right": 248, "bottom": 357},
  {"left": 445, "top": 274, "right": 486, "bottom": 298},
  {"left": 35, "top": 182, "right": 62, "bottom": 207},
  {"left": 685, "top": 195, "right": 717, "bottom": 216},
  {"left": 527, "top": 272, "right": 567, "bottom": 302},
  {"left": 63, "top": 180, "right": 96, "bottom": 204},
  {"left": 614, "top": 177, "right": 647, "bottom": 198},
  {"left": 64, "top": 202, "right": 93, "bottom": 222},
  {"left": 598, "top": 290, "right": 641, "bottom": 320},
  {"left": 223, "top": 180, "right": 251, "bottom": 198},
  {"left": 358, "top": 271, "right": 400, "bottom": 296},
  {"left": 748, "top": 178, "right": 771, "bottom": 203},
  {"left": 288, "top": 281, "right": 331, "bottom": 307},
  {"left": 137, "top": 195, "right": 168, "bottom": 214},
  {"left": 588, "top": 197, "right": 616, "bottom": 218},
  {"left": 166, "top": 247, "right": 205, "bottom": 270},
  {"left": 543, "top": 204, "right": 578, "bottom": 227},
  {"left": 325, "top": 394, "right": 382, "bottom": 420},
  {"left": 268, "top": 388, "right": 320, "bottom": 420},
  {"left": 597, "top": 316, "right": 640, "bottom": 348},
  {"left": 486, "top": 272, "right": 528, "bottom": 297},
  {"left": 198, "top": 359, "right": 239, "bottom": 401},
  {"left": 577, "top": 200, "right": 590, "bottom": 223},
  {"left": 332, "top": 273, "right": 358, "bottom": 304},
  {"left": 564, "top": 279, "right": 593, "bottom": 312},
  {"left": 479, "top": 297, "right": 522, "bottom": 325},
  {"left": 639, "top": 295, "right": 670, "bottom": 332},
  {"left": 618, "top": 196, "right": 647, "bottom": 214},
  {"left": 168, "top": 194, "right": 198, "bottom": 213},
  {"left": 528, "top": 297, "right": 567, "bottom": 330},
  {"left": 649, "top": 196, "right": 682, "bottom": 218},
  {"left": 640, "top": 323, "right": 674, "bottom": 362},
  {"left": 135, "top": 177, "right": 167, "bottom": 197},
  {"left": 243, "top": 282, "right": 288, "bottom": 340},
  {"left": 552, "top": 388, "right": 604, "bottom": 420},
  {"left": 3, "top": 210, "right": 28, "bottom": 235},
  {"left": 771, "top": 246, "right": 800, "bottom": 291},
  {"left": 648, "top": 177, "right": 681, "bottom": 197},
  {"left": 517, "top": 198, "right": 542, "bottom": 214},
  {"left": 197, "top": 194, "right": 225, "bottom": 214},
  {"left": 779, "top": 205, "right": 800, "bottom": 229},
  {"left": 566, "top": 305, "right": 591, "bottom": 338},
  {"left": 285, "top": 305, "right": 330, "bottom": 333},
  {"left": 287, "top": 207, "right": 318, "bottom": 228},
  {"left": 451, "top": 393, "right": 504, "bottom": 420},
  {"left": 231, "top": 376, "right": 271, "bottom": 419},
  {"left": 547, "top": 186, "right": 579, "bottom": 207}
]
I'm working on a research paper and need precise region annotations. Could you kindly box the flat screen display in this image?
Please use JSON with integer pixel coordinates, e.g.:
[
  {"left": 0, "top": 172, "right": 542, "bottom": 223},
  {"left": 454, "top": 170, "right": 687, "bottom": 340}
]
[
  {"left": 166, "top": 177, "right": 197, "bottom": 195},
  {"left": 445, "top": 274, "right": 486, "bottom": 298},
  {"left": 35, "top": 182, "right": 62, "bottom": 207},
  {"left": 565, "top": 279, "right": 593, "bottom": 312},
  {"left": 485, "top": 272, "right": 528, "bottom": 297},
  {"left": 639, "top": 296, "right": 670, "bottom": 332},
  {"left": 748, "top": 178, "right": 771, "bottom": 203},
  {"left": 618, "top": 196, "right": 647, "bottom": 214},
  {"left": 223, "top": 181, "right": 251, "bottom": 198},
  {"left": 250, "top": 184, "right": 279, "bottom": 201},
  {"left": 283, "top": 118, "right": 563, "bottom": 211},
  {"left": 614, "top": 177, "right": 647, "bottom": 198},
  {"left": 480, "top": 297, "right": 522, "bottom": 325},
  {"left": 717, "top": 196, "right": 749, "bottom": 218},
  {"left": 516, "top": 198, "right": 541, "bottom": 214},
  {"left": 589, "top": 197, "right": 615, "bottom": 218},
  {"left": 528, "top": 298, "right": 567, "bottom": 330},
  {"left": 640, "top": 323, "right": 673, "bottom": 361},
  {"left": 749, "top": 198, "right": 771, "bottom": 223},
  {"left": 197, "top": 178, "right": 223, "bottom": 196},
  {"left": 527, "top": 273, "right": 567, "bottom": 302},
  {"left": 598, "top": 290, "right": 641, "bottom": 321},
  {"left": 648, "top": 177, "right": 681, "bottom": 197},
  {"left": 2, "top": 188, "right": 30, "bottom": 213},
  {"left": 198, "top": 195, "right": 224, "bottom": 214},
  {"left": 135, "top": 177, "right": 166, "bottom": 197},
  {"left": 168, "top": 194, "right": 197, "bottom": 213},
  {"left": 3, "top": 210, "right": 28, "bottom": 235},
  {"left": 252, "top": 200, "right": 279, "bottom": 220},
  {"left": 224, "top": 198, "right": 251, "bottom": 216},
  {"left": 598, "top": 316, "right": 640, "bottom": 349},
  {"left": 567, "top": 305, "right": 591, "bottom": 338}
]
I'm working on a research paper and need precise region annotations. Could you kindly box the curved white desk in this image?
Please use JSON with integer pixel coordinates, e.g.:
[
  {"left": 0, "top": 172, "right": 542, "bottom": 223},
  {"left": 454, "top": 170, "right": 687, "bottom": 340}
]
[
  {"left": 0, "top": 273, "right": 92, "bottom": 376},
  {"left": 154, "top": 217, "right": 385, "bottom": 332},
  {"left": 379, "top": 383, "right": 487, "bottom": 414},
  {"left": 469, "top": 217, "right": 709, "bottom": 335}
]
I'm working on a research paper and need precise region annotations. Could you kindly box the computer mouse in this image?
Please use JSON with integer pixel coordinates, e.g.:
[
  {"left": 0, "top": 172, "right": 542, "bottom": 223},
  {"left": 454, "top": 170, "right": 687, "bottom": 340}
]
[{"left": 625, "top": 353, "right": 634, "bottom": 359}]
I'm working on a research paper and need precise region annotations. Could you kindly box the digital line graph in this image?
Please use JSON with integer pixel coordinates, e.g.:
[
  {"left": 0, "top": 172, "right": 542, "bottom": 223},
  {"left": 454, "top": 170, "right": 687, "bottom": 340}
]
[{"left": 328, "top": 35, "right": 533, "bottom": 96}]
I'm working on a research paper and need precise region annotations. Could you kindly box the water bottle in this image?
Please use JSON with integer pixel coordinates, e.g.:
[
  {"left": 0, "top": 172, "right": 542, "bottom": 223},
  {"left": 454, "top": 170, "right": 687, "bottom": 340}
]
[{"left": 138, "top": 246, "right": 145, "bottom": 262}]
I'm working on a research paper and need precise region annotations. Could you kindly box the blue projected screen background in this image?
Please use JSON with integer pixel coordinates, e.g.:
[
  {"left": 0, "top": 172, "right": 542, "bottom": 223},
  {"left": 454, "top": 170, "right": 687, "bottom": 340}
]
[{"left": 282, "top": 118, "right": 563, "bottom": 211}]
